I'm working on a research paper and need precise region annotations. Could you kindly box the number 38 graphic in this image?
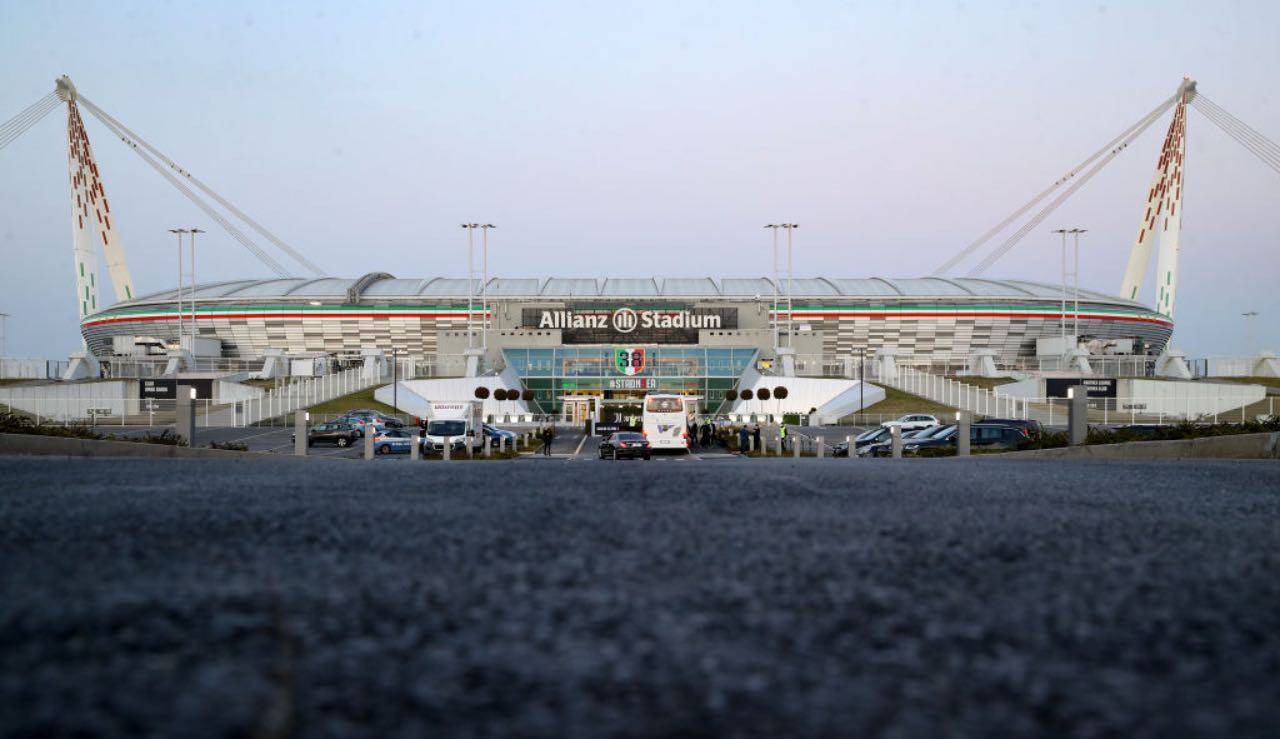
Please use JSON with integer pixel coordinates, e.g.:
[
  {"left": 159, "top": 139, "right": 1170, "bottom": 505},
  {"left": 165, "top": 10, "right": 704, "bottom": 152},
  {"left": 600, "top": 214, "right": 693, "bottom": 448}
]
[{"left": 615, "top": 347, "right": 646, "bottom": 376}]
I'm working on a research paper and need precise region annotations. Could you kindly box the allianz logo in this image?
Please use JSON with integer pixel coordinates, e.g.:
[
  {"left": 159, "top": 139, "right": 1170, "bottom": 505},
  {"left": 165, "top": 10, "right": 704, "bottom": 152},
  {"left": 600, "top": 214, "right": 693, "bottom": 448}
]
[{"left": 537, "top": 308, "right": 722, "bottom": 333}]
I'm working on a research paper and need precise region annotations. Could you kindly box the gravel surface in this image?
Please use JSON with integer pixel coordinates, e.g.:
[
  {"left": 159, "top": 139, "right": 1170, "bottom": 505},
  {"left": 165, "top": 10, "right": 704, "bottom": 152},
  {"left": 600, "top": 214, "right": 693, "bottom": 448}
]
[{"left": 1, "top": 456, "right": 1278, "bottom": 737}]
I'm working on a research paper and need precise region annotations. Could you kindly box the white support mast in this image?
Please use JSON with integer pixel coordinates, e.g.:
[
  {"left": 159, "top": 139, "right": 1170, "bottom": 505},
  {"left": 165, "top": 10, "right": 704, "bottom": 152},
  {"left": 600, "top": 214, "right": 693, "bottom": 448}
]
[
  {"left": 1119, "top": 77, "right": 1193, "bottom": 315},
  {"left": 57, "top": 76, "right": 136, "bottom": 315}
]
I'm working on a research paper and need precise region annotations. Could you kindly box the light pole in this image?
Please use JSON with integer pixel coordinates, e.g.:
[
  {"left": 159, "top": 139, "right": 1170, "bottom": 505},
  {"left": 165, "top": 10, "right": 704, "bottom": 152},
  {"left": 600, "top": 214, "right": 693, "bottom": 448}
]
[
  {"left": 169, "top": 228, "right": 189, "bottom": 345},
  {"left": 1243, "top": 311, "right": 1259, "bottom": 355},
  {"left": 1068, "top": 228, "right": 1086, "bottom": 339},
  {"left": 764, "top": 225, "right": 782, "bottom": 351},
  {"left": 461, "top": 224, "right": 479, "bottom": 349},
  {"left": 0, "top": 312, "right": 8, "bottom": 360},
  {"left": 188, "top": 228, "right": 204, "bottom": 346},
  {"left": 1051, "top": 228, "right": 1082, "bottom": 343},
  {"left": 780, "top": 224, "right": 799, "bottom": 347},
  {"left": 479, "top": 224, "right": 496, "bottom": 351}
]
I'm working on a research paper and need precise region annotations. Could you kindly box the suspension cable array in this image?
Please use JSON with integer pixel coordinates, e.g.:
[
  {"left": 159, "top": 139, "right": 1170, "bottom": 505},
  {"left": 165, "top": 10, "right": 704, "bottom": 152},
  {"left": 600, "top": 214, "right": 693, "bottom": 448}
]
[
  {"left": 0, "top": 91, "right": 60, "bottom": 152},
  {"left": 962, "top": 97, "right": 1177, "bottom": 277},
  {"left": 77, "top": 94, "right": 324, "bottom": 276},
  {"left": 1191, "top": 93, "right": 1280, "bottom": 176},
  {"left": 85, "top": 104, "right": 292, "bottom": 278},
  {"left": 933, "top": 94, "right": 1177, "bottom": 276}
]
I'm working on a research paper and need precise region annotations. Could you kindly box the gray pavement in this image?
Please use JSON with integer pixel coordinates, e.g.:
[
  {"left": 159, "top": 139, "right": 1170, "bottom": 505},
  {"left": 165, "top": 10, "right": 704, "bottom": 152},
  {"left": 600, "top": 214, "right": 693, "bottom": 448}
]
[{"left": 2, "top": 456, "right": 1279, "bottom": 736}]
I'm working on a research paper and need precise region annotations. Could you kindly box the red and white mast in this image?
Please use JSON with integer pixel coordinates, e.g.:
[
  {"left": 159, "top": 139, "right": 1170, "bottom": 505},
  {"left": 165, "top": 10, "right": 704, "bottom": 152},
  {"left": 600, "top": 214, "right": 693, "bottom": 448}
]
[
  {"left": 56, "top": 75, "right": 135, "bottom": 319},
  {"left": 1120, "top": 77, "right": 1194, "bottom": 317}
]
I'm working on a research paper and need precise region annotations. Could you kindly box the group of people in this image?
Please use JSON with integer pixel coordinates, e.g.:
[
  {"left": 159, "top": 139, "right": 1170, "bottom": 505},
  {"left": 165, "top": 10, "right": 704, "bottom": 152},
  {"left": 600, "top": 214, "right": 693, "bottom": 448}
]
[
  {"left": 685, "top": 418, "right": 720, "bottom": 448},
  {"left": 736, "top": 422, "right": 788, "bottom": 454}
]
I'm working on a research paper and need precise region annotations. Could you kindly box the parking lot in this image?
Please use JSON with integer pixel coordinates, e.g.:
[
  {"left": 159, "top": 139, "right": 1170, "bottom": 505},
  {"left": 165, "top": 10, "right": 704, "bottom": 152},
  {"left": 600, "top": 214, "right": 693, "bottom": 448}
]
[{"left": 98, "top": 424, "right": 872, "bottom": 462}]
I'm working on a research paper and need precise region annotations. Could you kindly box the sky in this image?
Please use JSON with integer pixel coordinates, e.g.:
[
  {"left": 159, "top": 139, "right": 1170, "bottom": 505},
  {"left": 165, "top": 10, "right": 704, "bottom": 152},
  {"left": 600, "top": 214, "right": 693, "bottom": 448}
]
[{"left": 1, "top": 0, "right": 1278, "bottom": 359}]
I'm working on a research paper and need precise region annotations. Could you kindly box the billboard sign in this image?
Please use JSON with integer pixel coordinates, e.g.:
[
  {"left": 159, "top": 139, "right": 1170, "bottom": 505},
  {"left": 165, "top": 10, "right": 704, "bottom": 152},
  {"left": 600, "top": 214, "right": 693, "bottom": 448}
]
[
  {"left": 1045, "top": 378, "right": 1117, "bottom": 399},
  {"left": 523, "top": 305, "right": 737, "bottom": 344}
]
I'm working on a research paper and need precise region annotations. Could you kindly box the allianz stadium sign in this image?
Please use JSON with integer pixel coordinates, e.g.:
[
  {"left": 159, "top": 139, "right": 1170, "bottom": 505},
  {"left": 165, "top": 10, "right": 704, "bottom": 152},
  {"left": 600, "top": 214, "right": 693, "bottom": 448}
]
[{"left": 522, "top": 306, "right": 737, "bottom": 344}]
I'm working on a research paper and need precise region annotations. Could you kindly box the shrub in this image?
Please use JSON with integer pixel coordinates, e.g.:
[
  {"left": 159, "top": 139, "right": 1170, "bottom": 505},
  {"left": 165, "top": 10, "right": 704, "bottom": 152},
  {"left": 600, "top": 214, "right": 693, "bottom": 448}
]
[{"left": 208, "top": 440, "right": 248, "bottom": 451}]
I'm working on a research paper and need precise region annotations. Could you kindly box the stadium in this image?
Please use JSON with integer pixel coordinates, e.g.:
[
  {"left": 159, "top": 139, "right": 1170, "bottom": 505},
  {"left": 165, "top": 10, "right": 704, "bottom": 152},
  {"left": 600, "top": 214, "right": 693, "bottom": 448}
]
[{"left": 79, "top": 274, "right": 1173, "bottom": 415}]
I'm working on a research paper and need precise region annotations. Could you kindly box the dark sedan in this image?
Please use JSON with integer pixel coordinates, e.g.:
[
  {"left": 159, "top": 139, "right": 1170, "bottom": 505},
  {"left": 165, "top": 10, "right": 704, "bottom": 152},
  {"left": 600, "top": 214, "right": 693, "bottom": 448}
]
[
  {"left": 292, "top": 421, "right": 362, "bottom": 448},
  {"left": 599, "top": 432, "right": 652, "bottom": 460}
]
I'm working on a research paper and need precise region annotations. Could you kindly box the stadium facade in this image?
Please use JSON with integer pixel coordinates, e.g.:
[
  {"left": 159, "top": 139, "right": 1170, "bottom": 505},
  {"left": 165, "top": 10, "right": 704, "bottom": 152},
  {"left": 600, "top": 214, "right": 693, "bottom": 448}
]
[{"left": 80, "top": 274, "right": 1172, "bottom": 412}]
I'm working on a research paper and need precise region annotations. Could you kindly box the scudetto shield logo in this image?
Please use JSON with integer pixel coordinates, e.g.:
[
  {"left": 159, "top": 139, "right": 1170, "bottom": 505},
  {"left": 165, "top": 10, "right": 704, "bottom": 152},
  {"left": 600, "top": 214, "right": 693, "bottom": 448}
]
[
  {"left": 615, "top": 347, "right": 646, "bottom": 376},
  {"left": 611, "top": 307, "right": 639, "bottom": 333}
]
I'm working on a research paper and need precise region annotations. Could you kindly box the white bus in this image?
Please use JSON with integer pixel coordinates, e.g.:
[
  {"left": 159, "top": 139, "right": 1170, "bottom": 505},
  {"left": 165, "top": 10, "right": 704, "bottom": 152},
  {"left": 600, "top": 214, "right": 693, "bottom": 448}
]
[{"left": 642, "top": 393, "right": 696, "bottom": 452}]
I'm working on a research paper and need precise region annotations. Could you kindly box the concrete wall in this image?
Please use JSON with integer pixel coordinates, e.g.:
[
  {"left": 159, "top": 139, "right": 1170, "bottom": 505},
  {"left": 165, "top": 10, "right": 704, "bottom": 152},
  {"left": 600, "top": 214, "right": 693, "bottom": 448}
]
[
  {"left": 996, "top": 432, "right": 1280, "bottom": 460},
  {"left": 1118, "top": 379, "right": 1264, "bottom": 416},
  {"left": 0, "top": 432, "right": 260, "bottom": 458}
]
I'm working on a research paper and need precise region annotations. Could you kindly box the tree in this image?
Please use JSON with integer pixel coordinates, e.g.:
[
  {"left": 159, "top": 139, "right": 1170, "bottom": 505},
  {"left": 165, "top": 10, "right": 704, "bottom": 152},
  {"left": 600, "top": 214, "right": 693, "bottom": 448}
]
[
  {"left": 757, "top": 388, "right": 771, "bottom": 401},
  {"left": 740, "top": 389, "right": 754, "bottom": 401},
  {"left": 474, "top": 386, "right": 490, "bottom": 400},
  {"left": 724, "top": 389, "right": 739, "bottom": 402}
]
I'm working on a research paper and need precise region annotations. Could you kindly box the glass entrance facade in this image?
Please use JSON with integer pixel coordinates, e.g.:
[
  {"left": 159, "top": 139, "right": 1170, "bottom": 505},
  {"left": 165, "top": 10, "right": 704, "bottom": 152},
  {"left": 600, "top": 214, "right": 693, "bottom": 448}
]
[{"left": 503, "top": 347, "right": 757, "bottom": 414}]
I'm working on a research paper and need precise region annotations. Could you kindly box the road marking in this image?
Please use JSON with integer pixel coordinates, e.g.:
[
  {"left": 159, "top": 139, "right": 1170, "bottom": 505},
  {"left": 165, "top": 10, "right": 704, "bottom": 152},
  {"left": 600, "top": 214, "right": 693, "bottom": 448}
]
[{"left": 572, "top": 434, "right": 588, "bottom": 459}]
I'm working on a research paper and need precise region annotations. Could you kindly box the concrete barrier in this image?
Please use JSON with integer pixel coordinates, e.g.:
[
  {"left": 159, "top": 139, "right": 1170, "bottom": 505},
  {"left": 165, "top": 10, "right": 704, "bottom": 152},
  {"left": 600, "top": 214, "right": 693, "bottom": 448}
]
[
  {"left": 995, "top": 432, "right": 1280, "bottom": 460},
  {"left": 0, "top": 432, "right": 261, "bottom": 459}
]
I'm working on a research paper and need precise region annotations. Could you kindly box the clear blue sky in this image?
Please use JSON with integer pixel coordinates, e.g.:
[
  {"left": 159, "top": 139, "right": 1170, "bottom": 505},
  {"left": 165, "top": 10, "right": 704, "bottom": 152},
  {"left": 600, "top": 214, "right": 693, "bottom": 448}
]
[{"left": 2, "top": 0, "right": 1277, "bottom": 358}]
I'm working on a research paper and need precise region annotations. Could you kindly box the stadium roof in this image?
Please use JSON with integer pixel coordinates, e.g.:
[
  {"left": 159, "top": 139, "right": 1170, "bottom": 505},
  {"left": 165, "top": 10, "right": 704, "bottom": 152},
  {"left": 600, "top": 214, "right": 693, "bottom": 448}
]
[{"left": 129, "top": 275, "right": 1138, "bottom": 305}]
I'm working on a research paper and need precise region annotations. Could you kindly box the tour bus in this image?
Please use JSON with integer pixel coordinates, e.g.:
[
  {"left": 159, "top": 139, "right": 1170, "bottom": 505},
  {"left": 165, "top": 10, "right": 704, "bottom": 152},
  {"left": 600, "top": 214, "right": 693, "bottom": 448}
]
[{"left": 642, "top": 393, "right": 696, "bottom": 452}]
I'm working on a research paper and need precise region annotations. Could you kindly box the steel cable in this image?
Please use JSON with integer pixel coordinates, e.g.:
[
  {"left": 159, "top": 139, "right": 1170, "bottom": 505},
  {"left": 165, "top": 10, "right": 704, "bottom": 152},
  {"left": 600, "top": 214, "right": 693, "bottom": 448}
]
[
  {"left": 0, "top": 93, "right": 61, "bottom": 151},
  {"left": 86, "top": 104, "right": 292, "bottom": 277},
  {"left": 933, "top": 94, "right": 1176, "bottom": 275},
  {"left": 964, "top": 99, "right": 1176, "bottom": 277},
  {"left": 1191, "top": 98, "right": 1280, "bottom": 174},
  {"left": 77, "top": 94, "right": 324, "bottom": 276}
]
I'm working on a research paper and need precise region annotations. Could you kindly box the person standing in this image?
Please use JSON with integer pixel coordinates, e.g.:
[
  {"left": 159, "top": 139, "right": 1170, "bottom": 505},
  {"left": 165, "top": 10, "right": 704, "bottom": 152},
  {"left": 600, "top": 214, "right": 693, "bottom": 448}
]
[
  {"left": 753, "top": 423, "right": 762, "bottom": 453},
  {"left": 542, "top": 426, "right": 554, "bottom": 456},
  {"left": 738, "top": 425, "right": 750, "bottom": 455},
  {"left": 779, "top": 422, "right": 788, "bottom": 453}
]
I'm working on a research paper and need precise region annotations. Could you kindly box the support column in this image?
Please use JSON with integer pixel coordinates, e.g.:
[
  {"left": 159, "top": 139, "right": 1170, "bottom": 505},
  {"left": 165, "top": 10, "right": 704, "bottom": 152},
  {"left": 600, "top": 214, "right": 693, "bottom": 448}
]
[
  {"left": 1069, "top": 385, "right": 1089, "bottom": 446},
  {"left": 294, "top": 410, "right": 307, "bottom": 456},
  {"left": 175, "top": 384, "right": 194, "bottom": 447}
]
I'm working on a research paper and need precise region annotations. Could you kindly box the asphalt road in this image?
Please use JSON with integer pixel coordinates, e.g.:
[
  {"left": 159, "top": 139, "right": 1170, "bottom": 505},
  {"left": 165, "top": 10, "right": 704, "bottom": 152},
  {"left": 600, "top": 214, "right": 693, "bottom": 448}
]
[{"left": 2, "top": 456, "right": 1278, "bottom": 737}]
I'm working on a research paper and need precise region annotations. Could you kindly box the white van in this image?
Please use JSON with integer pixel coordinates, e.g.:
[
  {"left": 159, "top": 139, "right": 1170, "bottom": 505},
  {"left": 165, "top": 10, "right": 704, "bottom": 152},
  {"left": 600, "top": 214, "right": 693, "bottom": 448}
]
[{"left": 424, "top": 401, "right": 483, "bottom": 453}]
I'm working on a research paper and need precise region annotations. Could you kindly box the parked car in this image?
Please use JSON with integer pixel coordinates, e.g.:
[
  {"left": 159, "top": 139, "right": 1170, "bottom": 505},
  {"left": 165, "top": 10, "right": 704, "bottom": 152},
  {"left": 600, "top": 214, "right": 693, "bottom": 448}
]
[
  {"left": 881, "top": 414, "right": 940, "bottom": 432},
  {"left": 345, "top": 409, "right": 403, "bottom": 429},
  {"left": 902, "top": 423, "right": 1029, "bottom": 456},
  {"left": 980, "top": 418, "right": 1044, "bottom": 439},
  {"left": 599, "top": 431, "right": 652, "bottom": 460},
  {"left": 833, "top": 426, "right": 897, "bottom": 457},
  {"left": 292, "top": 421, "right": 362, "bottom": 448},
  {"left": 373, "top": 428, "right": 416, "bottom": 455},
  {"left": 867, "top": 424, "right": 955, "bottom": 457},
  {"left": 482, "top": 424, "right": 517, "bottom": 447}
]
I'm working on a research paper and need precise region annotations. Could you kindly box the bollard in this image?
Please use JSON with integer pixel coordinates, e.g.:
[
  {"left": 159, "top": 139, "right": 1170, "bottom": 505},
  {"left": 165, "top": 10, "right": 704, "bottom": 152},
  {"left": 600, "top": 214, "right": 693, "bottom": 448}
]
[
  {"left": 175, "top": 385, "right": 195, "bottom": 447},
  {"left": 443, "top": 436, "right": 452, "bottom": 460},
  {"left": 1068, "top": 385, "right": 1089, "bottom": 446},
  {"left": 484, "top": 436, "right": 492, "bottom": 457},
  {"left": 467, "top": 436, "right": 474, "bottom": 458},
  {"left": 793, "top": 437, "right": 801, "bottom": 458},
  {"left": 294, "top": 410, "right": 308, "bottom": 457},
  {"left": 957, "top": 411, "right": 971, "bottom": 457},
  {"left": 846, "top": 434, "right": 854, "bottom": 460},
  {"left": 499, "top": 436, "right": 507, "bottom": 454},
  {"left": 364, "top": 426, "right": 375, "bottom": 460},
  {"left": 410, "top": 434, "right": 420, "bottom": 461},
  {"left": 891, "top": 426, "right": 903, "bottom": 459},
  {"left": 817, "top": 438, "right": 825, "bottom": 458},
  {"left": 776, "top": 435, "right": 783, "bottom": 456},
  {"left": 748, "top": 436, "right": 755, "bottom": 453}
]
